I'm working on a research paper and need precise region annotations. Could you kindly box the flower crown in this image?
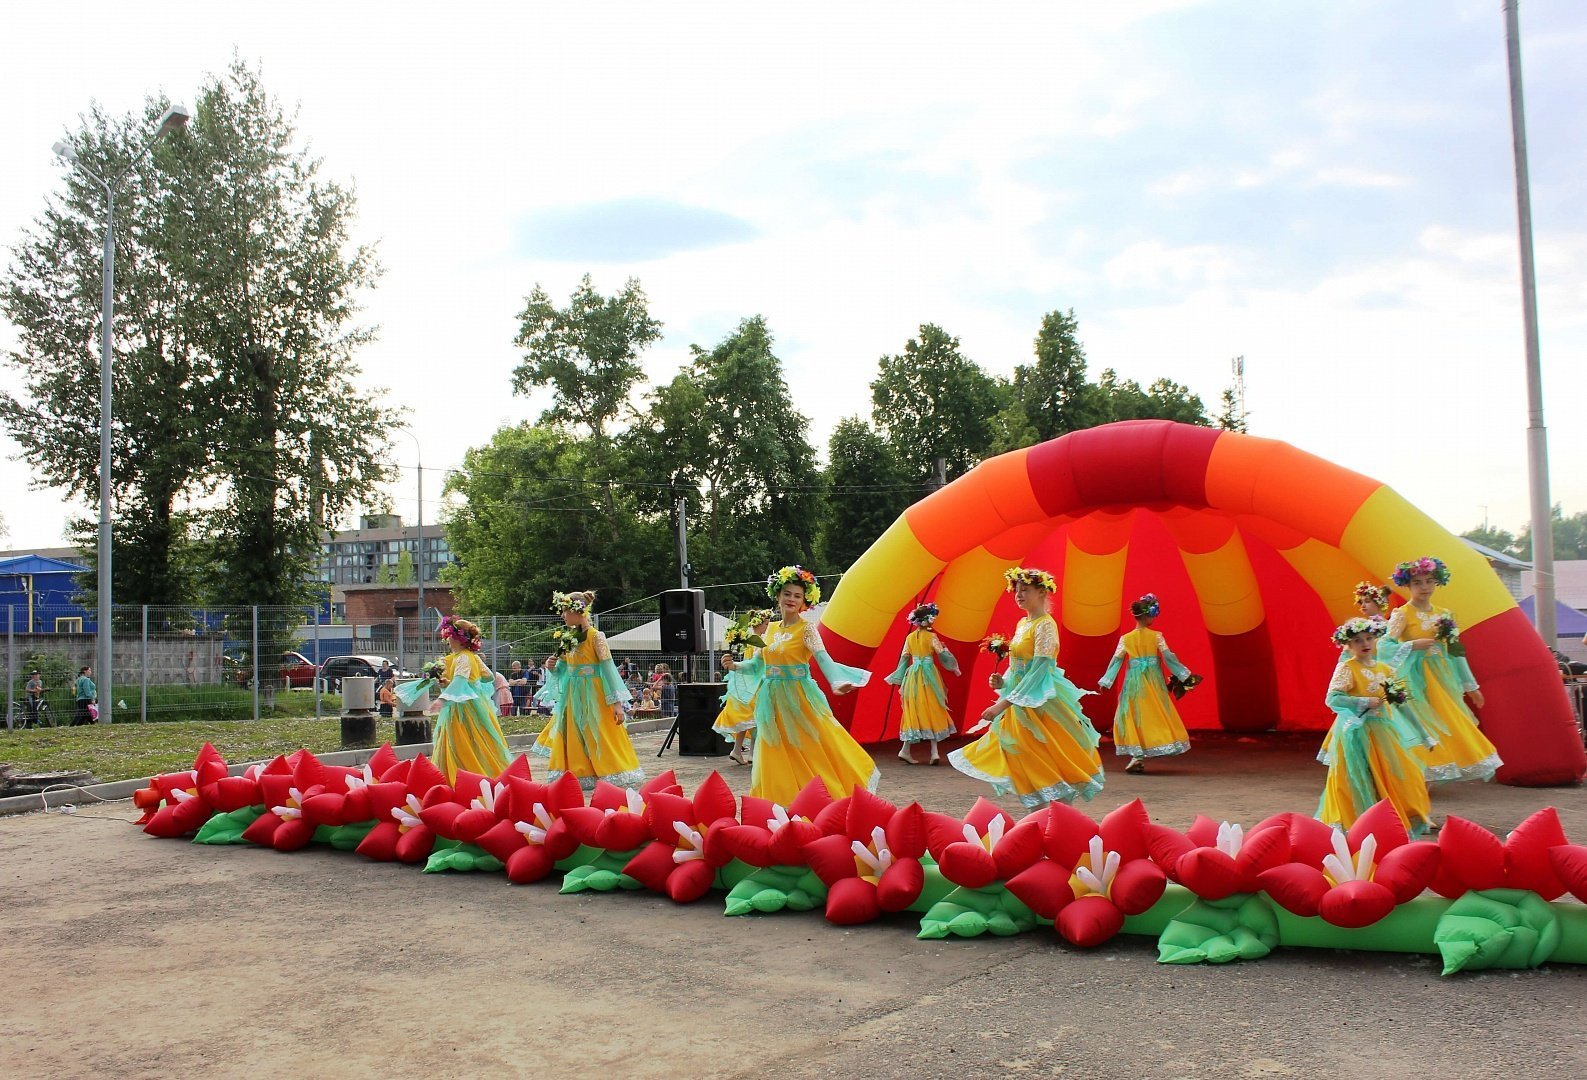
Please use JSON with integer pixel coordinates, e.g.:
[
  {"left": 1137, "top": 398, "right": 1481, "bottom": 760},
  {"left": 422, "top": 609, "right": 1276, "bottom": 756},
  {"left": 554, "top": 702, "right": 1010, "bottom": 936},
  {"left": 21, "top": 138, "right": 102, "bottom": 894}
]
[
  {"left": 551, "top": 591, "right": 591, "bottom": 615},
  {"left": 1003, "top": 566, "right": 1057, "bottom": 593},
  {"left": 438, "top": 615, "right": 482, "bottom": 651},
  {"left": 1130, "top": 593, "right": 1161, "bottom": 619},
  {"left": 1390, "top": 556, "right": 1450, "bottom": 587},
  {"left": 1332, "top": 617, "right": 1387, "bottom": 646},
  {"left": 766, "top": 565, "right": 820, "bottom": 605},
  {"left": 1353, "top": 582, "right": 1391, "bottom": 608},
  {"left": 907, "top": 602, "right": 939, "bottom": 628}
]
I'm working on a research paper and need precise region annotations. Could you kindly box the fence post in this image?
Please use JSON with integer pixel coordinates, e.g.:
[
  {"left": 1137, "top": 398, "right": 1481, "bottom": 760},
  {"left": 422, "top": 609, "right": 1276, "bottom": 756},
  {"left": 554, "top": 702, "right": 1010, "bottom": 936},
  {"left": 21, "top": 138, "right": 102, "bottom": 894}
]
[
  {"left": 310, "top": 607, "right": 321, "bottom": 724},
  {"left": 6, "top": 605, "right": 13, "bottom": 731},
  {"left": 491, "top": 615, "right": 498, "bottom": 670},
  {"left": 397, "top": 616, "right": 405, "bottom": 681},
  {"left": 252, "top": 605, "right": 260, "bottom": 723},
  {"left": 141, "top": 605, "right": 149, "bottom": 724}
]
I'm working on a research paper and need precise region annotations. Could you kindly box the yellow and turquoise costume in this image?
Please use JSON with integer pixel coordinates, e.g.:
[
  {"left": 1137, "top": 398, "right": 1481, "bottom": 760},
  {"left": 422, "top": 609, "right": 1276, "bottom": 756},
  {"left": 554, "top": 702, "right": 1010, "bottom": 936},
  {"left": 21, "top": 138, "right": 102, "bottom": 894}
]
[
  {"left": 713, "top": 644, "right": 761, "bottom": 739},
  {"left": 529, "top": 629, "right": 644, "bottom": 791},
  {"left": 1386, "top": 604, "right": 1501, "bottom": 783},
  {"left": 1097, "top": 627, "right": 1192, "bottom": 760},
  {"left": 948, "top": 613, "right": 1104, "bottom": 808},
  {"left": 884, "top": 629, "right": 960, "bottom": 743},
  {"left": 395, "top": 649, "right": 511, "bottom": 785},
  {"left": 1317, "top": 654, "right": 1433, "bottom": 837},
  {"left": 733, "top": 617, "right": 878, "bottom": 806}
]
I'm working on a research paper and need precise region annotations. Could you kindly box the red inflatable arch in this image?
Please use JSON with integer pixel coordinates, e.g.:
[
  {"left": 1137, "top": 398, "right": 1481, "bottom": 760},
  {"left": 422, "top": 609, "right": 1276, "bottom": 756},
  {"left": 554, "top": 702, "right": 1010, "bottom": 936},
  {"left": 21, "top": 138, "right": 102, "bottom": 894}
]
[{"left": 820, "top": 420, "right": 1585, "bottom": 787}]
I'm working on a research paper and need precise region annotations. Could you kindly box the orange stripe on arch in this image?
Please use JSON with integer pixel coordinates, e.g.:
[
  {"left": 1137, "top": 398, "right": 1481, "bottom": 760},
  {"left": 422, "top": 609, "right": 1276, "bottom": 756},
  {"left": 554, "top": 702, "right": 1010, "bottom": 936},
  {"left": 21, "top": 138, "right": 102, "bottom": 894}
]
[
  {"left": 1204, "top": 432, "right": 1379, "bottom": 547},
  {"left": 903, "top": 446, "right": 1044, "bottom": 561}
]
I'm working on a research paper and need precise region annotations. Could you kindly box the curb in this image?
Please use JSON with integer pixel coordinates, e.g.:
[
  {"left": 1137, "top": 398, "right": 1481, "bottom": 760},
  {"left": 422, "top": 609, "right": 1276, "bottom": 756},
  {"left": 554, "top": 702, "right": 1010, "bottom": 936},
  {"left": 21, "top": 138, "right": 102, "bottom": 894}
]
[{"left": 0, "top": 716, "right": 672, "bottom": 818}]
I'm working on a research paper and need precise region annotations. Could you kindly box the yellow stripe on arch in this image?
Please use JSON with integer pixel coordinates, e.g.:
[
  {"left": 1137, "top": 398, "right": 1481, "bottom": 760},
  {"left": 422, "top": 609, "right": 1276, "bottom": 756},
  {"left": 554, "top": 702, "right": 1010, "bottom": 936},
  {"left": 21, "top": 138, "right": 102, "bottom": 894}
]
[
  {"left": 1062, "top": 538, "right": 1128, "bottom": 637},
  {"left": 824, "top": 517, "right": 944, "bottom": 648},
  {"left": 1179, "top": 531, "right": 1264, "bottom": 636},
  {"left": 1339, "top": 487, "right": 1515, "bottom": 627},
  {"left": 935, "top": 547, "right": 1022, "bottom": 643},
  {"left": 1277, "top": 537, "right": 1383, "bottom": 627}
]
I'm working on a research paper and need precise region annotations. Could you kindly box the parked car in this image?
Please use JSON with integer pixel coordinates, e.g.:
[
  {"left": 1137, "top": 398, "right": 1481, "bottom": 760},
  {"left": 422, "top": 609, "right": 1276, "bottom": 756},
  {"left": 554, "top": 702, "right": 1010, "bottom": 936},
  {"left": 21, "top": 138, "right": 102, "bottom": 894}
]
[
  {"left": 225, "top": 651, "right": 320, "bottom": 690},
  {"left": 316, "top": 654, "right": 411, "bottom": 693}
]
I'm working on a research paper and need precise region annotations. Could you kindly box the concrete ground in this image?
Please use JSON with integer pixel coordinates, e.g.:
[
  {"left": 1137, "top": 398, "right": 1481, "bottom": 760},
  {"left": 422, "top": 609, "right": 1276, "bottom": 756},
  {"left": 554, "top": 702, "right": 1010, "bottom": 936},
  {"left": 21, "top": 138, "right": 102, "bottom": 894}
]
[{"left": 2, "top": 730, "right": 1584, "bottom": 1079}]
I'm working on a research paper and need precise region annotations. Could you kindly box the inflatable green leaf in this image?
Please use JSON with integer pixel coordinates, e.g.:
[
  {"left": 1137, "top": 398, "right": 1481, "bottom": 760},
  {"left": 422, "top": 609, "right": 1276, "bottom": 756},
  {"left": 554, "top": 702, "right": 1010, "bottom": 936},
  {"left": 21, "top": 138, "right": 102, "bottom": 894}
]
[
  {"left": 1434, "top": 889, "right": 1560, "bottom": 975},
  {"left": 723, "top": 865, "right": 826, "bottom": 916},
  {"left": 559, "top": 850, "right": 642, "bottom": 893},
  {"left": 918, "top": 885, "right": 1037, "bottom": 939},
  {"left": 324, "top": 822, "right": 376, "bottom": 850},
  {"left": 1157, "top": 893, "right": 1279, "bottom": 965},
  {"left": 422, "top": 838, "right": 504, "bottom": 874},
  {"left": 192, "top": 805, "right": 264, "bottom": 846}
]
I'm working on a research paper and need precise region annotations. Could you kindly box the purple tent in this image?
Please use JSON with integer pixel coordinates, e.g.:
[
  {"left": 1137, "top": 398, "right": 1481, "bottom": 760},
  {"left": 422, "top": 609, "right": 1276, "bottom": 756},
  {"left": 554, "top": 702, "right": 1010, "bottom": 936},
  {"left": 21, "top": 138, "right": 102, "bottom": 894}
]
[{"left": 1519, "top": 595, "right": 1587, "bottom": 638}]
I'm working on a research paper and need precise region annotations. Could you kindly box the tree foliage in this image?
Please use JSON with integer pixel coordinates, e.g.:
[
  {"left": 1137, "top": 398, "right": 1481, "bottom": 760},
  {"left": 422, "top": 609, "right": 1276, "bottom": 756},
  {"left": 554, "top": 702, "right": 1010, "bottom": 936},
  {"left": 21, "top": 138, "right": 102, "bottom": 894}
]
[
  {"left": 1517, "top": 506, "right": 1587, "bottom": 562},
  {"left": 870, "top": 323, "right": 1002, "bottom": 482},
  {"left": 821, "top": 417, "right": 917, "bottom": 572}
]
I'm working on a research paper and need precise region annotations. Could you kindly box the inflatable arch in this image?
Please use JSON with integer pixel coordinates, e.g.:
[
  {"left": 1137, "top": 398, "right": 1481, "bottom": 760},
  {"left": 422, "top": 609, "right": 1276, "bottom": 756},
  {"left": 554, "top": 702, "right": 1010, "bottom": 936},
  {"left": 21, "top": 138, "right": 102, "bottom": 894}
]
[{"left": 820, "top": 420, "right": 1585, "bottom": 787}]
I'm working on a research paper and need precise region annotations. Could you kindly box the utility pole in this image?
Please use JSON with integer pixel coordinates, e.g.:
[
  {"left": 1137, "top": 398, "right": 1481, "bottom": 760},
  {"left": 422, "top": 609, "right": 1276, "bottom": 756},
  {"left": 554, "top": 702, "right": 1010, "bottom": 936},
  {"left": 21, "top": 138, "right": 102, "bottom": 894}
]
[
  {"left": 1503, "top": 0, "right": 1556, "bottom": 644},
  {"left": 675, "top": 496, "right": 690, "bottom": 588}
]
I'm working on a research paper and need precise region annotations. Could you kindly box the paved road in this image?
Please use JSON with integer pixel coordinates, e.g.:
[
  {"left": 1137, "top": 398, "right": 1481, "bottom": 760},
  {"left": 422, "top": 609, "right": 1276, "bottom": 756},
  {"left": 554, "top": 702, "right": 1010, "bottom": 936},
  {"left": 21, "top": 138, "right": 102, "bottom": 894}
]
[{"left": 1, "top": 732, "right": 1583, "bottom": 1078}]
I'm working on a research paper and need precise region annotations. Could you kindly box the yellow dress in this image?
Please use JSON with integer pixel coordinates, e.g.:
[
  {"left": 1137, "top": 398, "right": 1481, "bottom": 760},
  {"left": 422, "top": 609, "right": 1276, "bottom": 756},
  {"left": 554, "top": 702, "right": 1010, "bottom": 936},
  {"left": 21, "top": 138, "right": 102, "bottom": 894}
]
[
  {"left": 1386, "top": 604, "right": 1501, "bottom": 783},
  {"left": 529, "top": 628, "right": 644, "bottom": 791},
  {"left": 431, "top": 650, "right": 512, "bottom": 784},
  {"left": 1316, "top": 655, "right": 1433, "bottom": 837},
  {"left": 883, "top": 629, "right": 960, "bottom": 743},
  {"left": 1098, "top": 627, "right": 1191, "bottom": 759},
  {"left": 948, "top": 614, "right": 1104, "bottom": 808},
  {"left": 713, "top": 645, "right": 760, "bottom": 738},
  {"left": 740, "top": 617, "right": 879, "bottom": 806}
]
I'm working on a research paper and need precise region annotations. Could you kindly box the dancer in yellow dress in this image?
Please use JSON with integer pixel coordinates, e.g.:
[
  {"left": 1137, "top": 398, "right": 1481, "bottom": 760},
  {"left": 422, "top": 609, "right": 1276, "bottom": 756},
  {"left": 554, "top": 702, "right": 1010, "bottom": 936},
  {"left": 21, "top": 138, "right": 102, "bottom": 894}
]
[
  {"left": 714, "top": 608, "right": 773, "bottom": 765},
  {"left": 1353, "top": 582, "right": 1402, "bottom": 666},
  {"left": 530, "top": 590, "right": 645, "bottom": 790},
  {"left": 1384, "top": 556, "right": 1501, "bottom": 783},
  {"left": 1097, "top": 593, "right": 1193, "bottom": 774},
  {"left": 1317, "top": 617, "right": 1434, "bottom": 837},
  {"left": 885, "top": 602, "right": 960, "bottom": 766},
  {"left": 720, "top": 566, "right": 878, "bottom": 806},
  {"left": 949, "top": 567, "right": 1104, "bottom": 808},
  {"left": 395, "top": 616, "right": 511, "bottom": 784}
]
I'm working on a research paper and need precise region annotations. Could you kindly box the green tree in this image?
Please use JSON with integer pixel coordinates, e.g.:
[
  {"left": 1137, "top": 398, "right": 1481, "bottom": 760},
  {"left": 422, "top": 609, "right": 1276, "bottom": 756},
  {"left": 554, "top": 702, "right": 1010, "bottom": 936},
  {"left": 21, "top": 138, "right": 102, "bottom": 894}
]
[
  {"left": 1217, "top": 387, "right": 1248, "bottom": 432},
  {"left": 1460, "top": 525, "right": 1519, "bottom": 557},
  {"left": 167, "top": 61, "right": 387, "bottom": 610},
  {"left": 1095, "top": 370, "right": 1208, "bottom": 425},
  {"left": 1517, "top": 507, "right": 1587, "bottom": 561},
  {"left": 870, "top": 324, "right": 1001, "bottom": 481},
  {"left": 1006, "top": 309, "right": 1109, "bottom": 442},
  {"left": 1, "top": 100, "right": 209, "bottom": 606},
  {"left": 821, "top": 417, "right": 917, "bottom": 571}
]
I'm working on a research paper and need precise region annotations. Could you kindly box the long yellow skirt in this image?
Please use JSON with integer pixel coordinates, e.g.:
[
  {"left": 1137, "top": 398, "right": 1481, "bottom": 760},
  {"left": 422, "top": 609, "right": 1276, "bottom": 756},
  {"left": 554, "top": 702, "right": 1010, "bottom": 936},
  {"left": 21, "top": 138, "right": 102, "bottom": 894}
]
[
  {"left": 1111, "top": 670, "right": 1191, "bottom": 759},
  {"left": 1410, "top": 677, "right": 1501, "bottom": 783},
  {"left": 433, "top": 692, "right": 512, "bottom": 785},
  {"left": 949, "top": 701, "right": 1104, "bottom": 809},
  {"left": 1317, "top": 726, "right": 1432, "bottom": 838},
  {"left": 750, "top": 680, "right": 878, "bottom": 807},
  {"left": 713, "top": 694, "right": 756, "bottom": 737}
]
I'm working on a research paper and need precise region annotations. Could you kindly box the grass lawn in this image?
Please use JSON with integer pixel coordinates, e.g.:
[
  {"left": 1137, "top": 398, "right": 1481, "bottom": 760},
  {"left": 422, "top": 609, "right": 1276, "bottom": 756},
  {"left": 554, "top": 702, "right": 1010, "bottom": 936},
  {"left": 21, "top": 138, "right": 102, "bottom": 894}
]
[{"left": 0, "top": 715, "right": 549, "bottom": 785}]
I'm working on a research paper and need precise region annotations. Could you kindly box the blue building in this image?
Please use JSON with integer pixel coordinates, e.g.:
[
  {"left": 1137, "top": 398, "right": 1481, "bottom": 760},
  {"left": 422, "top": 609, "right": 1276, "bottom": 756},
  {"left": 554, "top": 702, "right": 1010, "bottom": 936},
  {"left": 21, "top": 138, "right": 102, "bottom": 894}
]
[{"left": 0, "top": 553, "right": 94, "bottom": 633}]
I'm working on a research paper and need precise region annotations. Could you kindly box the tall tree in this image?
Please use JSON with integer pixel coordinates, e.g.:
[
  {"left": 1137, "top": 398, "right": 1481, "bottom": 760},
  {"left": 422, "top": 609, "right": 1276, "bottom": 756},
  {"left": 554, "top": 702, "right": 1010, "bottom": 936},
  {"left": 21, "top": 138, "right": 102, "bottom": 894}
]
[
  {"left": 167, "top": 61, "right": 387, "bottom": 610},
  {"left": 1517, "top": 507, "right": 1587, "bottom": 561},
  {"left": 1460, "top": 525, "right": 1519, "bottom": 557},
  {"left": 1095, "top": 370, "right": 1208, "bottom": 425},
  {"left": 1008, "top": 309, "right": 1109, "bottom": 442},
  {"left": 1, "top": 101, "right": 209, "bottom": 606},
  {"left": 821, "top": 417, "right": 917, "bottom": 572},
  {"left": 1217, "top": 386, "right": 1248, "bottom": 433},
  {"left": 870, "top": 324, "right": 1001, "bottom": 481}
]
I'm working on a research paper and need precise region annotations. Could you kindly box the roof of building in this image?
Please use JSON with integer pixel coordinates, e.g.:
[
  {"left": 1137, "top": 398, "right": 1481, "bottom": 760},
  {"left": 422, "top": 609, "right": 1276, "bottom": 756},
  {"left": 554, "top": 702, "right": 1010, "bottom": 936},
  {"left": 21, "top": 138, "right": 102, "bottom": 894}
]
[
  {"left": 0, "top": 553, "right": 89, "bottom": 576},
  {"left": 1459, "top": 537, "right": 1532, "bottom": 570}
]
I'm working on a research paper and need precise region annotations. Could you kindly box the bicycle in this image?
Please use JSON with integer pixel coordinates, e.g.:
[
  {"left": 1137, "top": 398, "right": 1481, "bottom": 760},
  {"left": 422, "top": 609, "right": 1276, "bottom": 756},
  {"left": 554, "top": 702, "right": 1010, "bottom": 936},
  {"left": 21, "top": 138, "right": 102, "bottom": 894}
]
[{"left": 7, "top": 697, "right": 53, "bottom": 730}]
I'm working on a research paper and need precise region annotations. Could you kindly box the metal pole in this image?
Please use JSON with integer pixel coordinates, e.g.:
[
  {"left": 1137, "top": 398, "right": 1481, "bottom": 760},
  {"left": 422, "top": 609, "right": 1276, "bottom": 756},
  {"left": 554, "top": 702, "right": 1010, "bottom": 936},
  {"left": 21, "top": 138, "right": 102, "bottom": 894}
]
[
  {"left": 96, "top": 185, "right": 114, "bottom": 722},
  {"left": 491, "top": 615, "right": 498, "bottom": 670},
  {"left": 6, "top": 606, "right": 13, "bottom": 731},
  {"left": 140, "top": 604, "right": 148, "bottom": 723},
  {"left": 676, "top": 497, "right": 689, "bottom": 588},
  {"left": 397, "top": 616, "right": 405, "bottom": 682},
  {"left": 252, "top": 605, "right": 260, "bottom": 722},
  {"left": 1504, "top": 0, "right": 1556, "bottom": 644},
  {"left": 312, "top": 606, "right": 321, "bottom": 724},
  {"left": 416, "top": 453, "right": 425, "bottom": 645}
]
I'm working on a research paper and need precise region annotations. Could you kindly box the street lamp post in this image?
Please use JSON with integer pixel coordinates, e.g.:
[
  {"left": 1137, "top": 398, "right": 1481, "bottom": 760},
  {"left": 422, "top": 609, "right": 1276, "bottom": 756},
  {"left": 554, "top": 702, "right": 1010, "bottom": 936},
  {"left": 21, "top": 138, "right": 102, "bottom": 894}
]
[
  {"left": 54, "top": 103, "right": 191, "bottom": 722},
  {"left": 392, "top": 426, "right": 425, "bottom": 652}
]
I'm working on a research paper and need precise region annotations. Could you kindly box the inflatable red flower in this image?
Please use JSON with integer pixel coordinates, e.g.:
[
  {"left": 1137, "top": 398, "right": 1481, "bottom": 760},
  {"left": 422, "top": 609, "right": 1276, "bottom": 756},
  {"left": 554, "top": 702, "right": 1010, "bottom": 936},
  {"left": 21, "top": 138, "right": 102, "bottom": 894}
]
[
  {"left": 240, "top": 771, "right": 328, "bottom": 851},
  {"left": 803, "top": 788, "right": 929, "bottom": 924},
  {"left": 1256, "top": 801, "right": 1438, "bottom": 928},
  {"left": 418, "top": 755, "right": 535, "bottom": 844},
  {"left": 622, "top": 772, "right": 741, "bottom": 902},
  {"left": 1146, "top": 815, "right": 1292, "bottom": 900},
  {"left": 1430, "top": 808, "right": 1572, "bottom": 901},
  {"left": 300, "top": 744, "right": 401, "bottom": 827},
  {"left": 925, "top": 797, "right": 1045, "bottom": 890},
  {"left": 475, "top": 772, "right": 588, "bottom": 883},
  {"left": 355, "top": 755, "right": 449, "bottom": 864},
  {"left": 717, "top": 778, "right": 848, "bottom": 868},
  {"left": 1005, "top": 799, "right": 1167, "bottom": 947},
  {"left": 561, "top": 771, "right": 685, "bottom": 854},
  {"left": 140, "top": 743, "right": 231, "bottom": 837}
]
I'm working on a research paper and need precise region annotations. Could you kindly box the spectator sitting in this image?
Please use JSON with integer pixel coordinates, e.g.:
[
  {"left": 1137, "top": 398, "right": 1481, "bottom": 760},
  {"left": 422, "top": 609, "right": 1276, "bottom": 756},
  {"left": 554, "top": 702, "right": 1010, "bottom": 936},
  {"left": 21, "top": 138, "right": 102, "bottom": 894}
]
[
  {"left": 636, "top": 686, "right": 660, "bottom": 712},
  {"left": 659, "top": 673, "right": 677, "bottom": 718}
]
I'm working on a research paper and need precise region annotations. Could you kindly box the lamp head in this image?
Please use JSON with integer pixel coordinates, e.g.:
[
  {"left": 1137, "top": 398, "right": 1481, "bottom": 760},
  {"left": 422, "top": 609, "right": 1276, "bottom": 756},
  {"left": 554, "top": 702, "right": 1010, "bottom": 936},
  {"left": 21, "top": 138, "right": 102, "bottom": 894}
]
[
  {"left": 155, "top": 104, "right": 192, "bottom": 136},
  {"left": 52, "top": 140, "right": 77, "bottom": 162}
]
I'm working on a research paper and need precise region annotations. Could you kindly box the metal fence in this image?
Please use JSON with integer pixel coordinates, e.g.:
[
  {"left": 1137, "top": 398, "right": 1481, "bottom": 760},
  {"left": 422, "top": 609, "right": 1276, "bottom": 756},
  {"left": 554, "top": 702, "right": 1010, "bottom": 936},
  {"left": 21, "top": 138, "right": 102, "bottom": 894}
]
[{"left": 2, "top": 604, "right": 704, "bottom": 728}]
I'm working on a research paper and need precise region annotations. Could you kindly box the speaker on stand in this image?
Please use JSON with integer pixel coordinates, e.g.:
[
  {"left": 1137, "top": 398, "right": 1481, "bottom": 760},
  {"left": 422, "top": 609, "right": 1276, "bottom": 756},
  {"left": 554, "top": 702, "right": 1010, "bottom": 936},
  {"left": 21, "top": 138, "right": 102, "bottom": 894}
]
[{"left": 659, "top": 681, "right": 731, "bottom": 757}]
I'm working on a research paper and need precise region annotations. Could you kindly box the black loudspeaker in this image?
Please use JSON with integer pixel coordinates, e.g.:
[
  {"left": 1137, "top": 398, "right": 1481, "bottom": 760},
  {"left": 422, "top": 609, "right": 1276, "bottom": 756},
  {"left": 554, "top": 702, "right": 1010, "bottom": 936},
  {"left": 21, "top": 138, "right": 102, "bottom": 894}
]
[
  {"left": 675, "top": 682, "right": 731, "bottom": 756},
  {"left": 659, "top": 588, "right": 707, "bottom": 652}
]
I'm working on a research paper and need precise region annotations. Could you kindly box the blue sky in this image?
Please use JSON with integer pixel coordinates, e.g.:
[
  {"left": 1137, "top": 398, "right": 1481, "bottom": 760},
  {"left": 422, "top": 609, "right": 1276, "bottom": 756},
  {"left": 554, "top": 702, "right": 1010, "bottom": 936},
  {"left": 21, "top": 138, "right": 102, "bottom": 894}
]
[{"left": 1, "top": 0, "right": 1584, "bottom": 552}]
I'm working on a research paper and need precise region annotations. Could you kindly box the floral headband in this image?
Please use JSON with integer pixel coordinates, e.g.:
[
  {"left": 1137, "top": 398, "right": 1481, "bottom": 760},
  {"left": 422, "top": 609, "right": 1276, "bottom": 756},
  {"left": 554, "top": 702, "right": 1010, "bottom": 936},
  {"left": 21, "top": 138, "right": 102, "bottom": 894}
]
[
  {"left": 766, "top": 565, "right": 821, "bottom": 605},
  {"left": 907, "top": 602, "right": 939, "bottom": 628},
  {"left": 1390, "top": 556, "right": 1450, "bottom": 587},
  {"left": 551, "top": 591, "right": 590, "bottom": 615},
  {"left": 1003, "top": 567, "right": 1057, "bottom": 594},
  {"left": 438, "top": 615, "right": 482, "bottom": 651},
  {"left": 1332, "top": 617, "right": 1387, "bottom": 646},
  {"left": 1353, "top": 582, "right": 1391, "bottom": 608},
  {"left": 1130, "top": 593, "right": 1161, "bottom": 619}
]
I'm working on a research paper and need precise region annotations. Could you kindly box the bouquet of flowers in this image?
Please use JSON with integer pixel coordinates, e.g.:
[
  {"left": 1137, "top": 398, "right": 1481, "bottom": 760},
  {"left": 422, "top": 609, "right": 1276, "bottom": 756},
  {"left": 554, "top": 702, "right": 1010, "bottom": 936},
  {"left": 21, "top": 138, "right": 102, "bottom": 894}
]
[
  {"left": 1167, "top": 673, "right": 1204, "bottom": 700},
  {"left": 1380, "top": 675, "right": 1410, "bottom": 706},
  {"left": 423, "top": 658, "right": 446, "bottom": 681},
  {"left": 550, "top": 624, "right": 588, "bottom": 656},
  {"left": 1434, "top": 614, "right": 1466, "bottom": 657},
  {"left": 981, "top": 634, "right": 1011, "bottom": 661},
  {"left": 723, "top": 612, "right": 769, "bottom": 660}
]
